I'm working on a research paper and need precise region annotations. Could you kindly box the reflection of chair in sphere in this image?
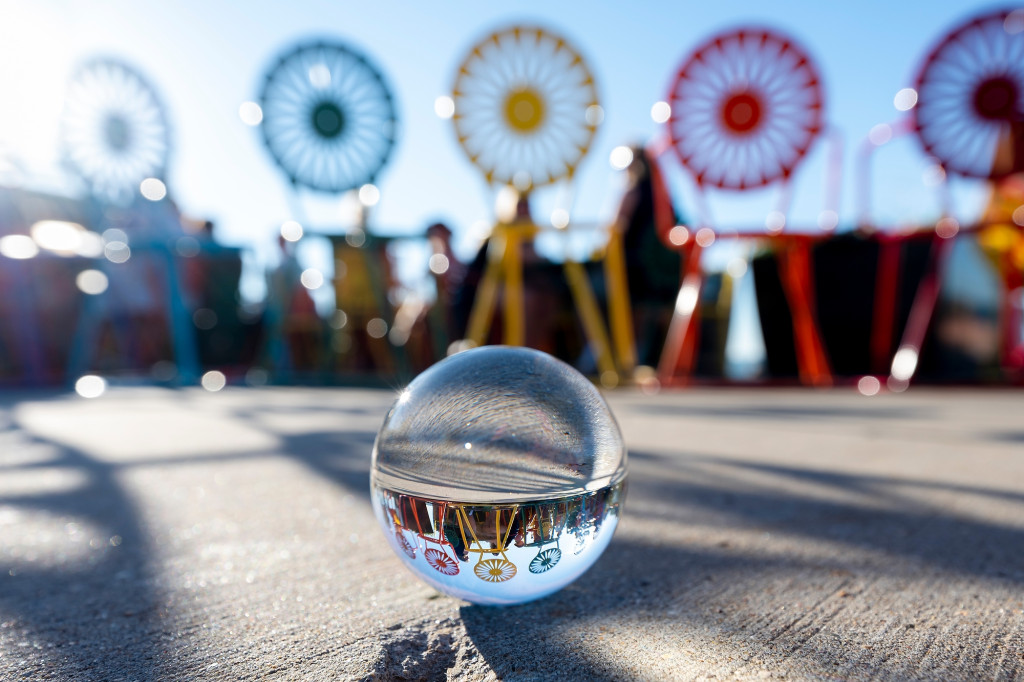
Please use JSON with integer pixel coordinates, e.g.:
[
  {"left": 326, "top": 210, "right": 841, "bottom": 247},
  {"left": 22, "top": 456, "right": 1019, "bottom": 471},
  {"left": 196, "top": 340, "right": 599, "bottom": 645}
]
[
  {"left": 379, "top": 490, "right": 417, "bottom": 559},
  {"left": 407, "top": 500, "right": 461, "bottom": 576},
  {"left": 521, "top": 504, "right": 562, "bottom": 574},
  {"left": 395, "top": 529, "right": 417, "bottom": 559},
  {"left": 658, "top": 27, "right": 831, "bottom": 386},
  {"left": 568, "top": 494, "right": 596, "bottom": 555},
  {"left": 529, "top": 548, "right": 561, "bottom": 574},
  {"left": 474, "top": 558, "right": 517, "bottom": 583},
  {"left": 424, "top": 548, "right": 459, "bottom": 576},
  {"left": 450, "top": 25, "right": 616, "bottom": 378},
  {"left": 454, "top": 505, "right": 518, "bottom": 584},
  {"left": 255, "top": 39, "right": 403, "bottom": 380}
]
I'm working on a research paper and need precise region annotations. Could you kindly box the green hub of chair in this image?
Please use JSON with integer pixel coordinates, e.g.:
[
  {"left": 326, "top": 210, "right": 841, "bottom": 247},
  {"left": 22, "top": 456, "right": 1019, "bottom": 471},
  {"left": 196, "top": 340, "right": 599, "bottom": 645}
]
[{"left": 311, "top": 101, "right": 346, "bottom": 139}]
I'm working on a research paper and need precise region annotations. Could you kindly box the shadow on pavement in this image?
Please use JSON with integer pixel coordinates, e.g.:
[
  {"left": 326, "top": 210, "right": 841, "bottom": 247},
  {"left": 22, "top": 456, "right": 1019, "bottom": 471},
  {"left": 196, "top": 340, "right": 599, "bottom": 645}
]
[
  {"left": 989, "top": 431, "right": 1024, "bottom": 444},
  {"left": 227, "top": 401, "right": 379, "bottom": 501},
  {"left": 0, "top": 428, "right": 165, "bottom": 681},
  {"left": 630, "top": 450, "right": 1024, "bottom": 585},
  {"left": 623, "top": 401, "right": 924, "bottom": 421},
  {"left": 276, "top": 429, "right": 377, "bottom": 500},
  {"left": 461, "top": 450, "right": 1024, "bottom": 680}
]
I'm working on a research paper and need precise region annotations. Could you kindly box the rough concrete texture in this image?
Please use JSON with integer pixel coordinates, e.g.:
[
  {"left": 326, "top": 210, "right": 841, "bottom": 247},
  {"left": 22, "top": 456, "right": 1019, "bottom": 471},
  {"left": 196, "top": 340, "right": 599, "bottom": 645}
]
[{"left": 0, "top": 386, "right": 1022, "bottom": 681}]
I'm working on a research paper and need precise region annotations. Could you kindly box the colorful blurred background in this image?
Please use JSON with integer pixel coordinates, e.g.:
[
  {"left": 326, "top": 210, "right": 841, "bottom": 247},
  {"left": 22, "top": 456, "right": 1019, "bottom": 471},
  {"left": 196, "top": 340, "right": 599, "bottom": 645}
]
[{"left": 0, "top": 0, "right": 1019, "bottom": 393}]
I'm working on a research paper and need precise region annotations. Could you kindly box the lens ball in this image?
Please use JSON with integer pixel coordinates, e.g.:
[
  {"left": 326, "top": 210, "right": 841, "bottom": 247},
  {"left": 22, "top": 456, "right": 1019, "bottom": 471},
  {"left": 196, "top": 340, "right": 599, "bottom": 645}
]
[{"left": 370, "top": 346, "right": 627, "bottom": 605}]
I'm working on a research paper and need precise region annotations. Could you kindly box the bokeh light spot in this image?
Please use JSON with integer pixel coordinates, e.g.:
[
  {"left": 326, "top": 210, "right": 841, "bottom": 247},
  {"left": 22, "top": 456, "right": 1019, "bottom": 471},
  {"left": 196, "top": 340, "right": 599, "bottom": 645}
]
[
  {"left": 887, "top": 376, "right": 909, "bottom": 393},
  {"left": 428, "top": 253, "right": 450, "bottom": 275},
  {"left": 300, "top": 268, "right": 324, "bottom": 290},
  {"left": 308, "top": 63, "right": 332, "bottom": 89},
  {"left": 668, "top": 225, "right": 689, "bottom": 246},
  {"left": 818, "top": 210, "right": 839, "bottom": 231},
  {"left": 280, "top": 220, "right": 303, "bottom": 242},
  {"left": 201, "top": 370, "right": 227, "bottom": 392},
  {"left": 675, "top": 281, "right": 700, "bottom": 315},
  {"left": 935, "top": 217, "right": 959, "bottom": 239},
  {"left": 765, "top": 211, "right": 786, "bottom": 233},
  {"left": 695, "top": 227, "right": 715, "bottom": 247},
  {"left": 1005, "top": 9, "right": 1024, "bottom": 34},
  {"left": 358, "top": 184, "right": 380, "bottom": 207},
  {"left": 31, "top": 221, "right": 85, "bottom": 254},
  {"left": 76, "top": 269, "right": 109, "bottom": 295},
  {"left": 175, "top": 236, "right": 200, "bottom": 257},
  {"left": 102, "top": 228, "right": 128, "bottom": 244},
  {"left": 1012, "top": 205, "right": 1024, "bottom": 226},
  {"left": 726, "top": 258, "right": 748, "bottom": 279},
  {"left": 651, "top": 101, "right": 671, "bottom": 123},
  {"left": 869, "top": 124, "right": 892, "bottom": 146},
  {"left": 857, "top": 376, "right": 881, "bottom": 396},
  {"left": 366, "top": 318, "right": 388, "bottom": 339},
  {"left": 893, "top": 88, "right": 918, "bottom": 111},
  {"left": 550, "top": 208, "right": 570, "bottom": 229},
  {"left": 140, "top": 178, "right": 167, "bottom": 201},
  {"left": 434, "top": 96, "right": 455, "bottom": 119},
  {"left": 104, "top": 242, "right": 131, "bottom": 264},
  {"left": 75, "top": 375, "right": 106, "bottom": 399},
  {"left": 610, "top": 146, "right": 633, "bottom": 170},
  {"left": 330, "top": 309, "right": 348, "bottom": 329},
  {"left": 891, "top": 346, "right": 919, "bottom": 381},
  {"left": 239, "top": 101, "right": 263, "bottom": 126}
]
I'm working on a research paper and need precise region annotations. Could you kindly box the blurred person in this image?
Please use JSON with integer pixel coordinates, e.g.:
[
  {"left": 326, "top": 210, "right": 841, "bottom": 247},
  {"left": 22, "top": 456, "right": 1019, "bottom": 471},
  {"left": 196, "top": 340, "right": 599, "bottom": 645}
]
[
  {"left": 610, "top": 145, "right": 683, "bottom": 368},
  {"left": 263, "top": 234, "right": 322, "bottom": 375},
  {"left": 89, "top": 202, "right": 184, "bottom": 372},
  {"left": 425, "top": 221, "right": 466, "bottom": 356},
  {"left": 183, "top": 220, "right": 255, "bottom": 372}
]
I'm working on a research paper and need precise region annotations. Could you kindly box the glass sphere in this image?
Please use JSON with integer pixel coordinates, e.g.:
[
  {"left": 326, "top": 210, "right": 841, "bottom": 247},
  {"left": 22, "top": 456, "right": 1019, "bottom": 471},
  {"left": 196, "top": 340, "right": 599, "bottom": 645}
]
[{"left": 370, "top": 346, "right": 627, "bottom": 605}]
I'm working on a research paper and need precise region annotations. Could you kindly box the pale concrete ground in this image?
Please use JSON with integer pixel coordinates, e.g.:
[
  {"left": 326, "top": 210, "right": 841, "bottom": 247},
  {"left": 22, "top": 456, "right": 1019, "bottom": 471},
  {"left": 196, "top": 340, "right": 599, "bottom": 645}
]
[{"left": 0, "top": 385, "right": 1022, "bottom": 681}]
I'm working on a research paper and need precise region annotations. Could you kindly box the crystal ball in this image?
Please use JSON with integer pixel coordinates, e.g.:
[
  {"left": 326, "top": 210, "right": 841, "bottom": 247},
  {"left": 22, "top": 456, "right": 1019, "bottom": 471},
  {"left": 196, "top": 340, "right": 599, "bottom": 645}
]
[{"left": 370, "top": 346, "right": 627, "bottom": 605}]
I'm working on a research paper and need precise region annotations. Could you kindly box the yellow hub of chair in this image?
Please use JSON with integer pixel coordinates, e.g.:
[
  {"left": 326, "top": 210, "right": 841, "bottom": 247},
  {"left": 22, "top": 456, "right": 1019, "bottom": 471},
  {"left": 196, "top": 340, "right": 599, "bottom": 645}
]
[{"left": 504, "top": 88, "right": 545, "bottom": 133}]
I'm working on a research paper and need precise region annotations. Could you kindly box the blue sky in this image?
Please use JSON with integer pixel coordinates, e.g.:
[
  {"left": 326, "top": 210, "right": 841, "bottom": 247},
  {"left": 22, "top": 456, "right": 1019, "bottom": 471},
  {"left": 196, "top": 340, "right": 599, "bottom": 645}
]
[{"left": 2, "top": 0, "right": 990, "bottom": 239}]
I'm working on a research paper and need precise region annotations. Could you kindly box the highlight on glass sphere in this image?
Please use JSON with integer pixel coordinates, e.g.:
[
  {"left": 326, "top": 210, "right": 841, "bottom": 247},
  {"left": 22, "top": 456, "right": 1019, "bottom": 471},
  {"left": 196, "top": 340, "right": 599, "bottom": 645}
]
[{"left": 370, "top": 346, "right": 627, "bottom": 605}]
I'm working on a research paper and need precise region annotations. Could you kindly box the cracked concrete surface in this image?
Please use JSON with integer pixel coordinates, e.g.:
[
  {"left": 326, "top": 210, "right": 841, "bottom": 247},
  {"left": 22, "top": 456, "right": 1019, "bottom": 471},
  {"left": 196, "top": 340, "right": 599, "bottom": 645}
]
[{"left": 0, "top": 386, "right": 1022, "bottom": 680}]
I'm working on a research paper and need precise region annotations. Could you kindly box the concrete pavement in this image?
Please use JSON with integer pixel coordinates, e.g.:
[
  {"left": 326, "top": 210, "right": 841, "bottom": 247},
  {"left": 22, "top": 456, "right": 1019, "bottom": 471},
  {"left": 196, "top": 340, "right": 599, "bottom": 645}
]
[{"left": 0, "top": 386, "right": 1022, "bottom": 680}]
